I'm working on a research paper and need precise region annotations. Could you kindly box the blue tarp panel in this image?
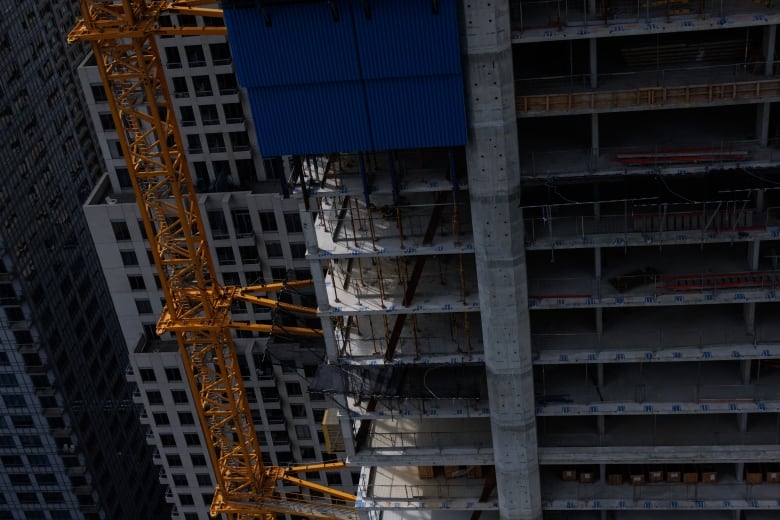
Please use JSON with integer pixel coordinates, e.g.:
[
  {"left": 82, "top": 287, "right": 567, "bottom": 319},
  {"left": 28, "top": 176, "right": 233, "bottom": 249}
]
[
  {"left": 246, "top": 83, "right": 372, "bottom": 156},
  {"left": 223, "top": 0, "right": 467, "bottom": 156}
]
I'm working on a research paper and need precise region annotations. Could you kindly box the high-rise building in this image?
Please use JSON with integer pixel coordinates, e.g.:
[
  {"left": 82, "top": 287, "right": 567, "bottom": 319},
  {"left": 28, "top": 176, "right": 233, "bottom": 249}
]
[
  {"left": 219, "top": 0, "right": 780, "bottom": 519},
  {"left": 79, "top": 11, "right": 355, "bottom": 519},
  {"left": 0, "top": 1, "right": 167, "bottom": 519}
]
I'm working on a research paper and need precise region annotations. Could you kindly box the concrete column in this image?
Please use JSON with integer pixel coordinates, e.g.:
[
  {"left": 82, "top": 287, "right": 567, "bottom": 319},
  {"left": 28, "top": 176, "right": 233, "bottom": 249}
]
[
  {"left": 597, "top": 415, "right": 605, "bottom": 435},
  {"left": 461, "top": 1, "right": 542, "bottom": 519},
  {"left": 597, "top": 363, "right": 604, "bottom": 387},
  {"left": 764, "top": 24, "right": 777, "bottom": 76},
  {"left": 748, "top": 240, "right": 760, "bottom": 271},
  {"left": 589, "top": 38, "right": 598, "bottom": 88},
  {"left": 740, "top": 359, "right": 752, "bottom": 385},
  {"left": 591, "top": 113, "right": 600, "bottom": 164},
  {"left": 756, "top": 189, "right": 765, "bottom": 212},
  {"left": 756, "top": 102, "right": 771, "bottom": 147},
  {"left": 599, "top": 464, "right": 606, "bottom": 484},
  {"left": 596, "top": 307, "right": 603, "bottom": 336},
  {"left": 738, "top": 413, "right": 748, "bottom": 433},
  {"left": 743, "top": 303, "right": 756, "bottom": 336},
  {"left": 736, "top": 462, "right": 745, "bottom": 482}
]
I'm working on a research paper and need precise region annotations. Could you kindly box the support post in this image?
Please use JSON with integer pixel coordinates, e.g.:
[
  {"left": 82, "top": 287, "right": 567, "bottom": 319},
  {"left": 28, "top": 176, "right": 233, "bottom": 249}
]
[
  {"left": 764, "top": 24, "right": 777, "bottom": 77},
  {"left": 740, "top": 359, "right": 752, "bottom": 385},
  {"left": 591, "top": 113, "right": 600, "bottom": 164},
  {"left": 461, "top": 1, "right": 541, "bottom": 518},
  {"left": 589, "top": 38, "right": 598, "bottom": 88}
]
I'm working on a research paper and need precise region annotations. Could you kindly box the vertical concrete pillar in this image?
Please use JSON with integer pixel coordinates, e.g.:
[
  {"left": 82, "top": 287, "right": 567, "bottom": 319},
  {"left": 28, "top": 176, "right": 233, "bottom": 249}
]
[
  {"left": 764, "top": 24, "right": 777, "bottom": 77},
  {"left": 756, "top": 103, "right": 771, "bottom": 147},
  {"left": 591, "top": 113, "right": 600, "bottom": 164},
  {"left": 736, "top": 462, "right": 745, "bottom": 482},
  {"left": 461, "top": 1, "right": 542, "bottom": 519},
  {"left": 743, "top": 303, "right": 756, "bottom": 336},
  {"left": 738, "top": 413, "right": 748, "bottom": 433},
  {"left": 748, "top": 240, "right": 760, "bottom": 271},
  {"left": 596, "top": 307, "right": 603, "bottom": 336},
  {"left": 589, "top": 38, "right": 598, "bottom": 88},
  {"left": 597, "top": 415, "right": 605, "bottom": 435},
  {"left": 599, "top": 463, "right": 606, "bottom": 484},
  {"left": 740, "top": 360, "right": 752, "bottom": 385},
  {"left": 597, "top": 362, "right": 605, "bottom": 387},
  {"left": 756, "top": 189, "right": 765, "bottom": 212}
]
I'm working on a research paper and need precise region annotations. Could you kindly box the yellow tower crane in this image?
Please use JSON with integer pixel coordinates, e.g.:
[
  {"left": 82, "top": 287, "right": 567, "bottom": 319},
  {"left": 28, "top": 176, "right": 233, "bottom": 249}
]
[{"left": 68, "top": 2, "right": 356, "bottom": 519}]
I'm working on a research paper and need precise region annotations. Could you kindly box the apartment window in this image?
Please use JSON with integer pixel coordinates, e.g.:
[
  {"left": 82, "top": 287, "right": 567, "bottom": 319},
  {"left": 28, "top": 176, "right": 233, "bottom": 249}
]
[
  {"left": 229, "top": 131, "right": 250, "bottom": 152},
  {"left": 178, "top": 14, "right": 197, "bottom": 26},
  {"left": 258, "top": 212, "right": 278, "bottom": 231},
  {"left": 99, "top": 113, "right": 115, "bottom": 130},
  {"left": 0, "top": 374, "right": 17, "bottom": 387},
  {"left": 179, "top": 494, "right": 195, "bottom": 506},
  {"left": 165, "top": 367, "right": 182, "bottom": 382},
  {"left": 172, "top": 77, "right": 188, "bottom": 98},
  {"left": 11, "top": 415, "right": 33, "bottom": 428},
  {"left": 199, "top": 104, "right": 219, "bottom": 125},
  {"left": 290, "top": 243, "right": 307, "bottom": 259},
  {"left": 127, "top": 275, "right": 146, "bottom": 291},
  {"left": 139, "top": 368, "right": 156, "bottom": 382},
  {"left": 3, "top": 395, "right": 25, "bottom": 408},
  {"left": 216, "top": 73, "right": 237, "bottom": 95},
  {"left": 209, "top": 42, "right": 231, "bottom": 65},
  {"left": 185, "top": 45, "right": 206, "bottom": 67},
  {"left": 245, "top": 271, "right": 263, "bottom": 285},
  {"left": 223, "top": 102, "right": 243, "bottom": 123},
  {"left": 35, "top": 473, "right": 56, "bottom": 484},
  {"left": 239, "top": 246, "right": 260, "bottom": 265},
  {"left": 171, "top": 474, "right": 188, "bottom": 487},
  {"left": 186, "top": 134, "right": 202, "bottom": 154},
  {"left": 19, "top": 435, "right": 42, "bottom": 448},
  {"left": 206, "top": 133, "right": 225, "bottom": 153},
  {"left": 215, "top": 247, "right": 235, "bottom": 266},
  {"left": 180, "top": 106, "right": 195, "bottom": 126},
  {"left": 135, "top": 299, "right": 153, "bottom": 314},
  {"left": 110, "top": 221, "right": 131, "bottom": 242},
  {"left": 153, "top": 413, "right": 170, "bottom": 426},
  {"left": 184, "top": 433, "right": 200, "bottom": 447},
  {"left": 114, "top": 168, "right": 131, "bottom": 189},
  {"left": 191, "top": 454, "right": 207, "bottom": 466},
  {"left": 286, "top": 382, "right": 302, "bottom": 396},
  {"left": 231, "top": 209, "right": 253, "bottom": 237},
  {"left": 146, "top": 391, "right": 163, "bottom": 405},
  {"left": 28, "top": 455, "right": 48, "bottom": 467},
  {"left": 120, "top": 250, "right": 138, "bottom": 266},
  {"left": 290, "top": 404, "right": 307, "bottom": 418},
  {"left": 0, "top": 353, "right": 8, "bottom": 366},
  {"left": 164, "top": 47, "right": 181, "bottom": 68},
  {"left": 166, "top": 454, "right": 182, "bottom": 467},
  {"left": 265, "top": 242, "right": 283, "bottom": 258},
  {"left": 270, "top": 267, "right": 288, "bottom": 281},
  {"left": 196, "top": 474, "right": 211, "bottom": 486},
  {"left": 171, "top": 390, "right": 188, "bottom": 404},
  {"left": 193, "top": 76, "right": 212, "bottom": 96},
  {"left": 160, "top": 434, "right": 176, "bottom": 447},
  {"left": 284, "top": 213, "right": 303, "bottom": 233},
  {"left": 43, "top": 492, "right": 64, "bottom": 504},
  {"left": 16, "top": 492, "right": 37, "bottom": 504},
  {"left": 91, "top": 84, "right": 107, "bottom": 102},
  {"left": 178, "top": 412, "right": 195, "bottom": 425},
  {"left": 222, "top": 272, "right": 240, "bottom": 286},
  {"left": 1, "top": 456, "right": 22, "bottom": 467},
  {"left": 10, "top": 474, "right": 30, "bottom": 485},
  {"left": 295, "top": 425, "right": 312, "bottom": 440}
]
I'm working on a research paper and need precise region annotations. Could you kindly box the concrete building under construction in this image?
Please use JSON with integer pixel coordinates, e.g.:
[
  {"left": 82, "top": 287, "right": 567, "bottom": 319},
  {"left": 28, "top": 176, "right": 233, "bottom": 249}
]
[{"left": 218, "top": 0, "right": 780, "bottom": 519}]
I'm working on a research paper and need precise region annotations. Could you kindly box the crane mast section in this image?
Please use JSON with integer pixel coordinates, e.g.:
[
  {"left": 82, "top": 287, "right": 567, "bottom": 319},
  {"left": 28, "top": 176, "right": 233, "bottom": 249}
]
[
  {"left": 70, "top": 1, "right": 358, "bottom": 518},
  {"left": 70, "top": 0, "right": 267, "bottom": 511}
]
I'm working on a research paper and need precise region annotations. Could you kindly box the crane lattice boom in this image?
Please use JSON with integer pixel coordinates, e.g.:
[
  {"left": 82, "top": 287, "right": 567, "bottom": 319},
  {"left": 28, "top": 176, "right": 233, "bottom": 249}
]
[{"left": 69, "top": 2, "right": 356, "bottom": 519}]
